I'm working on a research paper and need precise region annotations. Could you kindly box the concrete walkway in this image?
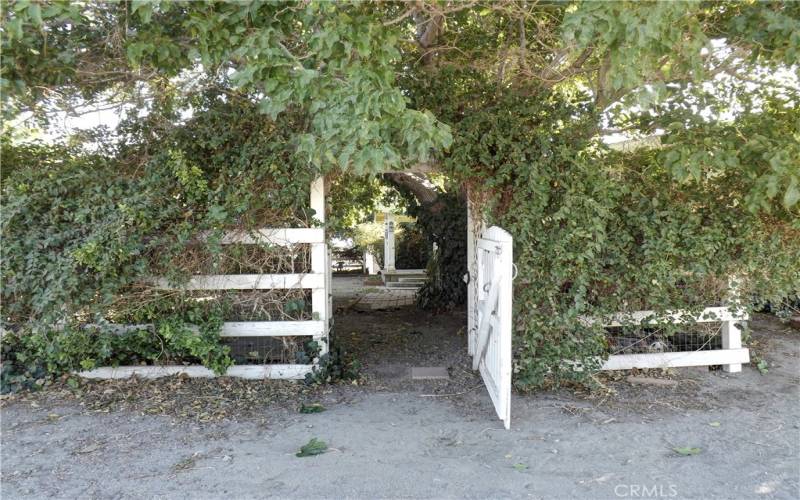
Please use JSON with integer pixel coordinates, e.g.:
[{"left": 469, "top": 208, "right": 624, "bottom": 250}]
[{"left": 332, "top": 275, "right": 417, "bottom": 311}]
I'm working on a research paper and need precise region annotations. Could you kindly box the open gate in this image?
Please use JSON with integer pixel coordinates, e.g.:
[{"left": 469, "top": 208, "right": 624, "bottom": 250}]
[{"left": 466, "top": 220, "right": 513, "bottom": 429}]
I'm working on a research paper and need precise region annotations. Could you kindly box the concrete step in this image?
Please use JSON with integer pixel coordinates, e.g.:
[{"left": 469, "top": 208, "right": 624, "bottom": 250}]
[
  {"left": 398, "top": 277, "right": 426, "bottom": 283},
  {"left": 382, "top": 269, "right": 427, "bottom": 284}
]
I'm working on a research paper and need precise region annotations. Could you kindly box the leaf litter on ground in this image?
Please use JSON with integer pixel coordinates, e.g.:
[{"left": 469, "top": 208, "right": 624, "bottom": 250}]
[{"left": 1, "top": 376, "right": 319, "bottom": 423}]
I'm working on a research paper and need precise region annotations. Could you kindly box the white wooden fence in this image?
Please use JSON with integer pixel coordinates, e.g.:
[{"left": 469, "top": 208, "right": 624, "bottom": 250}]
[
  {"left": 589, "top": 305, "right": 749, "bottom": 373},
  {"left": 79, "top": 177, "right": 330, "bottom": 380}
]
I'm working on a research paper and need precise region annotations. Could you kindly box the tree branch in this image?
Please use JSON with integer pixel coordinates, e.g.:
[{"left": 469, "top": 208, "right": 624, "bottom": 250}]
[{"left": 383, "top": 172, "right": 440, "bottom": 205}]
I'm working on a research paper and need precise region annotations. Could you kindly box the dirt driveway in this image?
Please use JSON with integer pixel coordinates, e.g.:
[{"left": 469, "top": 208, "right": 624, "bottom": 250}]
[{"left": 1, "top": 313, "right": 798, "bottom": 499}]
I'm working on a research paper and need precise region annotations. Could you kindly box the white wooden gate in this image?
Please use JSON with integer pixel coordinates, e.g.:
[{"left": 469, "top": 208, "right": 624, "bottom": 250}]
[{"left": 467, "top": 221, "right": 513, "bottom": 429}]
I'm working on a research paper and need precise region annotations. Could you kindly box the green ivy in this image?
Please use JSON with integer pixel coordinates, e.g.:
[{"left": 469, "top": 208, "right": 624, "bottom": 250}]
[
  {"left": 2, "top": 1, "right": 798, "bottom": 391},
  {"left": 441, "top": 92, "right": 799, "bottom": 389},
  {"left": 0, "top": 96, "right": 315, "bottom": 380}
]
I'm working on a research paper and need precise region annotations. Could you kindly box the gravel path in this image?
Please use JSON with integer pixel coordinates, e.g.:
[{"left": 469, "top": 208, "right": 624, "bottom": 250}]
[{"left": 1, "top": 314, "right": 798, "bottom": 499}]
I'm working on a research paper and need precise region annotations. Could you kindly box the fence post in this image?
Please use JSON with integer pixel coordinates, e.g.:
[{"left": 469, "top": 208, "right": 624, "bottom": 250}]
[
  {"left": 310, "top": 176, "right": 328, "bottom": 358},
  {"left": 384, "top": 212, "right": 396, "bottom": 272},
  {"left": 722, "top": 276, "right": 744, "bottom": 373},
  {"left": 466, "top": 196, "right": 476, "bottom": 356},
  {"left": 721, "top": 320, "right": 743, "bottom": 373}
]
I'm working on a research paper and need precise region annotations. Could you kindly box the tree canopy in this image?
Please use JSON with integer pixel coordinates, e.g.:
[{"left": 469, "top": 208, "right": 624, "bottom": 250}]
[{"left": 2, "top": 1, "right": 798, "bottom": 387}]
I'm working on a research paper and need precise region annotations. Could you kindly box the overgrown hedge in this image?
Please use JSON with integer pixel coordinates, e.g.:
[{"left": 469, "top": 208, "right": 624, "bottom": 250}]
[
  {"left": 446, "top": 93, "right": 800, "bottom": 388},
  {"left": 3, "top": 93, "right": 798, "bottom": 392},
  {"left": 1, "top": 96, "right": 321, "bottom": 384}
]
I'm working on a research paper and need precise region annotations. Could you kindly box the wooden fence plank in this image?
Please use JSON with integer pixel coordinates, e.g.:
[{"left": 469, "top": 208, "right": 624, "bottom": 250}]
[
  {"left": 217, "top": 228, "right": 324, "bottom": 245},
  {"left": 721, "top": 320, "right": 744, "bottom": 373},
  {"left": 154, "top": 273, "right": 325, "bottom": 290},
  {"left": 78, "top": 364, "right": 313, "bottom": 380},
  {"left": 220, "top": 321, "right": 324, "bottom": 337},
  {"left": 309, "top": 176, "right": 329, "bottom": 357},
  {"left": 601, "top": 348, "right": 750, "bottom": 370},
  {"left": 582, "top": 306, "right": 747, "bottom": 327}
]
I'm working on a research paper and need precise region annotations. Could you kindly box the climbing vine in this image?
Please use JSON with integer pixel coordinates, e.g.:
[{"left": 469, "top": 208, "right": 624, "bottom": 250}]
[{"left": 443, "top": 92, "right": 799, "bottom": 388}]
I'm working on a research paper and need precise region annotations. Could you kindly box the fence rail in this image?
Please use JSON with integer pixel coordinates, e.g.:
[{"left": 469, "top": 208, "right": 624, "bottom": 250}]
[
  {"left": 78, "top": 364, "right": 313, "bottom": 380},
  {"left": 217, "top": 227, "right": 324, "bottom": 245},
  {"left": 153, "top": 273, "right": 325, "bottom": 290}
]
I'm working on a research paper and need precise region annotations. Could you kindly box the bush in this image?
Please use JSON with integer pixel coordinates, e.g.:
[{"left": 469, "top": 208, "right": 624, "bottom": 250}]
[
  {"left": 413, "top": 192, "right": 468, "bottom": 310},
  {"left": 447, "top": 93, "right": 800, "bottom": 389},
  {"left": 395, "top": 222, "right": 430, "bottom": 269},
  {"left": 1, "top": 97, "right": 319, "bottom": 381}
]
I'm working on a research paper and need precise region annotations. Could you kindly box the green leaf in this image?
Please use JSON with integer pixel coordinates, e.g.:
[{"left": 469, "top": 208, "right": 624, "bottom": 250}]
[
  {"left": 207, "top": 205, "right": 227, "bottom": 222},
  {"left": 299, "top": 403, "right": 326, "bottom": 414},
  {"left": 673, "top": 447, "right": 701, "bottom": 456},
  {"left": 708, "top": 422, "right": 721, "bottom": 428},
  {"left": 27, "top": 3, "right": 42, "bottom": 26},
  {"left": 296, "top": 438, "right": 328, "bottom": 457},
  {"left": 131, "top": 0, "right": 147, "bottom": 14},
  {"left": 782, "top": 179, "right": 799, "bottom": 210},
  {"left": 131, "top": 0, "right": 153, "bottom": 23}
]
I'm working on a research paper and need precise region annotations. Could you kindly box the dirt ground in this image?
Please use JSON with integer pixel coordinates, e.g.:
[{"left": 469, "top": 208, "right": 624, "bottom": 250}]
[{"left": 1, "top": 311, "right": 798, "bottom": 499}]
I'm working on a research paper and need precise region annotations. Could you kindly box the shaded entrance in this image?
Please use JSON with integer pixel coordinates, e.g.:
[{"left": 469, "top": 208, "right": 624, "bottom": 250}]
[
  {"left": 330, "top": 238, "right": 470, "bottom": 392},
  {"left": 328, "top": 169, "right": 474, "bottom": 391},
  {"left": 328, "top": 169, "right": 513, "bottom": 428}
]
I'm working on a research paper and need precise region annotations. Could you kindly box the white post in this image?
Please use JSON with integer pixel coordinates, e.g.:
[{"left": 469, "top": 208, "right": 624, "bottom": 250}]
[
  {"left": 466, "top": 199, "right": 477, "bottom": 356},
  {"left": 721, "top": 320, "right": 743, "bottom": 373},
  {"left": 722, "top": 276, "right": 743, "bottom": 373},
  {"left": 310, "top": 176, "right": 328, "bottom": 358},
  {"left": 465, "top": 194, "right": 485, "bottom": 357},
  {"left": 364, "top": 250, "right": 377, "bottom": 275},
  {"left": 497, "top": 227, "right": 513, "bottom": 430},
  {"left": 326, "top": 246, "right": 332, "bottom": 324},
  {"left": 384, "top": 212, "right": 396, "bottom": 272},
  {"left": 722, "top": 276, "right": 742, "bottom": 373}
]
